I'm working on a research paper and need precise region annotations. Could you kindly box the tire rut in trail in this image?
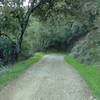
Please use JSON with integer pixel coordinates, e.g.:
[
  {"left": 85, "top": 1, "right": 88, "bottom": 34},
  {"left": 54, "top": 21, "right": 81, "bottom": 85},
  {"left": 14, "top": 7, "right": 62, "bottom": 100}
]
[{"left": 0, "top": 54, "right": 94, "bottom": 100}]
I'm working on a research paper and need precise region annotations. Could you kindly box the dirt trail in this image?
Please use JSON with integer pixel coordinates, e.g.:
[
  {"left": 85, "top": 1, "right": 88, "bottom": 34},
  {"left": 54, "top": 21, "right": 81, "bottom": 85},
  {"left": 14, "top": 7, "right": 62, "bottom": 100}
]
[{"left": 0, "top": 54, "right": 94, "bottom": 100}]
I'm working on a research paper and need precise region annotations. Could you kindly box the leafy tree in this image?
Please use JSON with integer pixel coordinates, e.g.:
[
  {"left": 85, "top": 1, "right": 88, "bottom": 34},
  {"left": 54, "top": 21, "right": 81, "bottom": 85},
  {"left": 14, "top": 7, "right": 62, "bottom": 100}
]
[
  {"left": 0, "top": 0, "right": 55, "bottom": 61},
  {"left": 0, "top": 0, "right": 100, "bottom": 63}
]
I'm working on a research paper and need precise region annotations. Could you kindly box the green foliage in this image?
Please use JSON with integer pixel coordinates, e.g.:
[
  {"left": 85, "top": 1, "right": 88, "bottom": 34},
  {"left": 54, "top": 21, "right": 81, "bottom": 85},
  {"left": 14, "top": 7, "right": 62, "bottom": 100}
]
[
  {"left": 0, "top": 0, "right": 100, "bottom": 65},
  {"left": 26, "top": 16, "right": 69, "bottom": 51},
  {"left": 70, "top": 31, "right": 100, "bottom": 65},
  {"left": 19, "top": 40, "right": 31, "bottom": 60},
  {"left": 0, "top": 4, "right": 20, "bottom": 35},
  {"left": 26, "top": 13, "right": 89, "bottom": 52},
  {"left": 25, "top": 0, "right": 100, "bottom": 52},
  {"left": 0, "top": 35, "right": 12, "bottom": 64},
  {"left": 65, "top": 55, "right": 100, "bottom": 99}
]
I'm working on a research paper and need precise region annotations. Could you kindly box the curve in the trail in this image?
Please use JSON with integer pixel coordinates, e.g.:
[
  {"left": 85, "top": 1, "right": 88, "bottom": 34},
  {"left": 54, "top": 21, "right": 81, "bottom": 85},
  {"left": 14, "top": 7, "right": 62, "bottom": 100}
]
[{"left": 0, "top": 54, "right": 94, "bottom": 100}]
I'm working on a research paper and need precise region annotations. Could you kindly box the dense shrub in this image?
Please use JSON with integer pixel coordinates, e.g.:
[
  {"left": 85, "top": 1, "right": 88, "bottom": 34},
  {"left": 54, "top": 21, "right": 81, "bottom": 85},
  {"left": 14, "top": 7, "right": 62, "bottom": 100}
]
[
  {"left": 0, "top": 35, "right": 12, "bottom": 64},
  {"left": 70, "top": 31, "right": 100, "bottom": 65}
]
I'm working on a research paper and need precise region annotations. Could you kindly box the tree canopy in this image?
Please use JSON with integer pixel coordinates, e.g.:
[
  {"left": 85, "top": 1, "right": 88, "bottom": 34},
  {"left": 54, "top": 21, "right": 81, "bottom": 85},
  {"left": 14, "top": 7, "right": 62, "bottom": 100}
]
[{"left": 0, "top": 0, "right": 100, "bottom": 64}]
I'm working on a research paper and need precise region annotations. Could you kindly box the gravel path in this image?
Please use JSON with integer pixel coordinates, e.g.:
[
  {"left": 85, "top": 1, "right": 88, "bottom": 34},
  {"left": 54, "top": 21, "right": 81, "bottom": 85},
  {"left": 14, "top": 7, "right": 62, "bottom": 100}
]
[{"left": 0, "top": 54, "right": 94, "bottom": 100}]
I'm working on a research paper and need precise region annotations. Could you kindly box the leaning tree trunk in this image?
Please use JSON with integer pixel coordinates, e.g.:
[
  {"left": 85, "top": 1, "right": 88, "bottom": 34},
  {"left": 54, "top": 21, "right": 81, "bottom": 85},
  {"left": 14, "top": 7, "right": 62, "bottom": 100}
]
[
  {"left": 14, "top": 14, "right": 30, "bottom": 61},
  {"left": 14, "top": 0, "right": 42, "bottom": 61},
  {"left": 15, "top": 27, "right": 26, "bottom": 61}
]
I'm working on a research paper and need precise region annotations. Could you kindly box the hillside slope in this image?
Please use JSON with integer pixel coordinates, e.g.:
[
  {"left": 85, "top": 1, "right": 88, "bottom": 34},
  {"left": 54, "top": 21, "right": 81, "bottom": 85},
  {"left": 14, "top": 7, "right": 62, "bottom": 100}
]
[{"left": 70, "top": 30, "right": 100, "bottom": 66}]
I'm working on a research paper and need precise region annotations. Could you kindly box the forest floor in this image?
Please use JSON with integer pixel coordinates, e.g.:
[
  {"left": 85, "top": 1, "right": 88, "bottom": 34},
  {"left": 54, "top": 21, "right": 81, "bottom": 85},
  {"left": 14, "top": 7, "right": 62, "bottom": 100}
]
[{"left": 0, "top": 54, "right": 94, "bottom": 100}]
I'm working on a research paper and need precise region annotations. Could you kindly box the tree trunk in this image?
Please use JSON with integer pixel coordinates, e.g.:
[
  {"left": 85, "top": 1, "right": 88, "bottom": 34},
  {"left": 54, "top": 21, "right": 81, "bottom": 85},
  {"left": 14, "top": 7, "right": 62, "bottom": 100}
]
[{"left": 14, "top": 0, "right": 42, "bottom": 60}]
